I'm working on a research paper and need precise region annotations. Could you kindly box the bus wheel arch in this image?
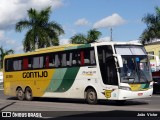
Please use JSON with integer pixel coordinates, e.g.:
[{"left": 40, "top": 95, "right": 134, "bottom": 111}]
[
  {"left": 84, "top": 86, "right": 97, "bottom": 104},
  {"left": 16, "top": 87, "right": 25, "bottom": 101},
  {"left": 24, "top": 86, "right": 33, "bottom": 101}
]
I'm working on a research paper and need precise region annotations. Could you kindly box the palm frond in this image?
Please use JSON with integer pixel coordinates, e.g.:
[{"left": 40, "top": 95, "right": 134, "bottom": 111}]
[
  {"left": 70, "top": 34, "right": 87, "bottom": 44},
  {"left": 0, "top": 47, "right": 14, "bottom": 68},
  {"left": 40, "top": 6, "right": 51, "bottom": 22},
  {"left": 48, "top": 21, "right": 65, "bottom": 35},
  {"left": 87, "top": 29, "right": 102, "bottom": 43},
  {"left": 140, "top": 6, "right": 160, "bottom": 44},
  {"left": 15, "top": 20, "right": 32, "bottom": 32},
  {"left": 27, "top": 8, "right": 38, "bottom": 21}
]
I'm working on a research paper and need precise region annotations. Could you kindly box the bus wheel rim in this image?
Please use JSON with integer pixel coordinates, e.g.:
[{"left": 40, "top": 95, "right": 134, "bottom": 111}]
[
  {"left": 88, "top": 91, "right": 95, "bottom": 101},
  {"left": 18, "top": 91, "right": 23, "bottom": 98},
  {"left": 26, "top": 91, "right": 32, "bottom": 99}
]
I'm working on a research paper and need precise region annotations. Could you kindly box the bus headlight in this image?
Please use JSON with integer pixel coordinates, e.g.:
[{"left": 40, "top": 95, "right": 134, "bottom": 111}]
[{"left": 119, "top": 86, "right": 131, "bottom": 91}]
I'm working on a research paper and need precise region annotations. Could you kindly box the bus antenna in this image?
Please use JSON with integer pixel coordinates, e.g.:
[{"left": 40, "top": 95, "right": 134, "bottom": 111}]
[{"left": 110, "top": 27, "right": 112, "bottom": 41}]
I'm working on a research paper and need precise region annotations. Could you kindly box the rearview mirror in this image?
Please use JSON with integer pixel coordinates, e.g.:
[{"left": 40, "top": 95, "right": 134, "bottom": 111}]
[{"left": 113, "top": 54, "right": 123, "bottom": 68}]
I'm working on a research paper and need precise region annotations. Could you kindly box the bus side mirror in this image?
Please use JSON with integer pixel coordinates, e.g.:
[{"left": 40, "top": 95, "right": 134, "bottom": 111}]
[
  {"left": 148, "top": 54, "right": 159, "bottom": 66},
  {"left": 113, "top": 54, "right": 123, "bottom": 68}
]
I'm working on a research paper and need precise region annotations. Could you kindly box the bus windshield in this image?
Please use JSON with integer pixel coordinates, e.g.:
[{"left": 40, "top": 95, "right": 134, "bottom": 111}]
[
  {"left": 120, "top": 55, "right": 152, "bottom": 83},
  {"left": 115, "top": 45, "right": 152, "bottom": 83}
]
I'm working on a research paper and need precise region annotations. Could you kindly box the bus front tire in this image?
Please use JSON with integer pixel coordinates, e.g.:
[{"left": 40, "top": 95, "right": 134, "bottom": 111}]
[
  {"left": 16, "top": 88, "right": 25, "bottom": 101},
  {"left": 25, "top": 87, "right": 33, "bottom": 101},
  {"left": 86, "top": 88, "right": 97, "bottom": 104}
]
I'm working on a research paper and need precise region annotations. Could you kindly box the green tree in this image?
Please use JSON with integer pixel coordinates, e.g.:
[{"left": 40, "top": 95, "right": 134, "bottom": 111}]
[
  {"left": 70, "top": 29, "right": 102, "bottom": 44},
  {"left": 16, "top": 7, "right": 64, "bottom": 52},
  {"left": 0, "top": 47, "right": 14, "bottom": 69},
  {"left": 140, "top": 6, "right": 160, "bottom": 44}
]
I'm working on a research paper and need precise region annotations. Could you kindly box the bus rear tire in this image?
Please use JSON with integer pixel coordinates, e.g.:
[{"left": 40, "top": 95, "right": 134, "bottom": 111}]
[
  {"left": 16, "top": 88, "right": 25, "bottom": 101},
  {"left": 86, "top": 88, "right": 97, "bottom": 104},
  {"left": 25, "top": 87, "right": 33, "bottom": 101}
]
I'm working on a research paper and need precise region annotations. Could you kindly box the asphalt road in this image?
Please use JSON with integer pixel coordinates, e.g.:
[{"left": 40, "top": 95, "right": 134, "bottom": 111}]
[{"left": 0, "top": 90, "right": 160, "bottom": 119}]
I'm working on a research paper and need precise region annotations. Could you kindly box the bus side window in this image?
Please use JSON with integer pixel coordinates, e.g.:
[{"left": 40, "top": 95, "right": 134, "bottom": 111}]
[
  {"left": 28, "top": 57, "right": 32, "bottom": 69},
  {"left": 83, "top": 49, "right": 90, "bottom": 65},
  {"left": 61, "top": 53, "right": 67, "bottom": 67},
  {"left": 55, "top": 54, "right": 60, "bottom": 67},
  {"left": 45, "top": 56, "right": 49, "bottom": 68},
  {"left": 32, "top": 56, "right": 44, "bottom": 69},
  {"left": 72, "top": 51, "right": 78, "bottom": 66},
  {"left": 5, "top": 59, "right": 13, "bottom": 71},
  {"left": 90, "top": 50, "right": 96, "bottom": 65},
  {"left": 13, "top": 59, "right": 22, "bottom": 71},
  {"left": 66, "top": 52, "right": 72, "bottom": 66},
  {"left": 48, "top": 54, "right": 55, "bottom": 67},
  {"left": 77, "top": 52, "right": 81, "bottom": 65},
  {"left": 72, "top": 60, "right": 77, "bottom": 65}
]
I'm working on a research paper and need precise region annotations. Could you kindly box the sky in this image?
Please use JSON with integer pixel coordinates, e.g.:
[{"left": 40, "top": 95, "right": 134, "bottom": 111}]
[{"left": 0, "top": 0, "right": 159, "bottom": 53}]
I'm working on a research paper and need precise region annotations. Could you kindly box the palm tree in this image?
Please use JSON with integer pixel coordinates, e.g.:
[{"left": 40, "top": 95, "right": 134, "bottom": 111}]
[
  {"left": 16, "top": 6, "right": 64, "bottom": 52},
  {"left": 140, "top": 6, "right": 160, "bottom": 44},
  {"left": 87, "top": 29, "right": 102, "bottom": 43},
  {"left": 0, "top": 47, "right": 14, "bottom": 69},
  {"left": 70, "top": 34, "right": 87, "bottom": 44},
  {"left": 70, "top": 29, "right": 102, "bottom": 44}
]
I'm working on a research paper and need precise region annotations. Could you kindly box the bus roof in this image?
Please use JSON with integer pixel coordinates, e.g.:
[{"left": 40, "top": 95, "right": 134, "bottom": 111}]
[
  {"left": 91, "top": 41, "right": 142, "bottom": 46},
  {"left": 4, "top": 44, "right": 89, "bottom": 58},
  {"left": 4, "top": 41, "right": 142, "bottom": 58}
]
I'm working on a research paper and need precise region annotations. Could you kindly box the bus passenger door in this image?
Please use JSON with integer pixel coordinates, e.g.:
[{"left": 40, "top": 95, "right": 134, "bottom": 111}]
[{"left": 97, "top": 45, "right": 118, "bottom": 99}]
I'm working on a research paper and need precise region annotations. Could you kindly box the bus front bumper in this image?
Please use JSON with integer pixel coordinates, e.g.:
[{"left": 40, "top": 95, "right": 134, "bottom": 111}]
[{"left": 118, "top": 88, "right": 153, "bottom": 100}]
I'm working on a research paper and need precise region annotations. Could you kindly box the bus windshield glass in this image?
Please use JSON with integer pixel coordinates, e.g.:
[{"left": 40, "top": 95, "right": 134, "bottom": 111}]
[{"left": 115, "top": 45, "right": 152, "bottom": 83}]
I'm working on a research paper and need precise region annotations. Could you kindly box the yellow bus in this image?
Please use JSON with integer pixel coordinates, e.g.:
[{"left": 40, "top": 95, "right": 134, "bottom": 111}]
[{"left": 3, "top": 42, "right": 153, "bottom": 104}]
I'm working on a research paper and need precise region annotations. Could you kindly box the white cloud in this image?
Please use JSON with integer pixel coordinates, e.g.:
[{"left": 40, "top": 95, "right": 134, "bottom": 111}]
[
  {"left": 0, "top": 0, "right": 64, "bottom": 53},
  {"left": 60, "top": 38, "right": 69, "bottom": 45},
  {"left": 93, "top": 13, "right": 126, "bottom": 28},
  {"left": 99, "top": 36, "right": 111, "bottom": 42},
  {"left": 0, "top": 0, "right": 64, "bottom": 30},
  {"left": 29, "top": 0, "right": 63, "bottom": 11},
  {"left": 74, "top": 18, "right": 89, "bottom": 26}
]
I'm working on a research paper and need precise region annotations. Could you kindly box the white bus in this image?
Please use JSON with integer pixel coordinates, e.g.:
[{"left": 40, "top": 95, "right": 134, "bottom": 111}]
[{"left": 3, "top": 42, "right": 153, "bottom": 104}]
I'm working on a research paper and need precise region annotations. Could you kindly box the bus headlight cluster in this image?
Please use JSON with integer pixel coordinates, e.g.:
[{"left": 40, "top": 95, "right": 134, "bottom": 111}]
[{"left": 119, "top": 86, "right": 131, "bottom": 91}]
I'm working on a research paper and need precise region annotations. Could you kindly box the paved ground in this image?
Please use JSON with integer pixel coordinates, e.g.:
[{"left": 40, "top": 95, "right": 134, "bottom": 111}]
[{"left": 0, "top": 90, "right": 160, "bottom": 119}]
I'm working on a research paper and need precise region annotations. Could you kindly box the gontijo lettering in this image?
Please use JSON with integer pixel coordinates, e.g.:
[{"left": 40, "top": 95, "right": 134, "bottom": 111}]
[{"left": 23, "top": 71, "right": 48, "bottom": 78}]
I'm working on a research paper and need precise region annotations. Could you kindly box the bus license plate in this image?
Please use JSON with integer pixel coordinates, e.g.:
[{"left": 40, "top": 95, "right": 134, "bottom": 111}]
[{"left": 138, "top": 93, "right": 143, "bottom": 96}]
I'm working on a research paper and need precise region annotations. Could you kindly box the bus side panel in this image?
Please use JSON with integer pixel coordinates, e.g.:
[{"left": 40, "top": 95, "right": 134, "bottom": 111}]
[
  {"left": 4, "top": 69, "right": 55, "bottom": 97},
  {"left": 43, "top": 67, "right": 80, "bottom": 98},
  {"left": 43, "top": 67, "right": 102, "bottom": 99}
]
